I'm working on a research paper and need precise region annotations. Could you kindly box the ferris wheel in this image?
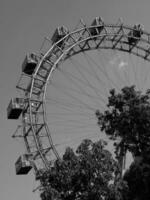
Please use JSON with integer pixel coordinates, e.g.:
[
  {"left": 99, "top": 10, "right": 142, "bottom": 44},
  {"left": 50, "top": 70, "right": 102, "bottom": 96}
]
[{"left": 7, "top": 17, "right": 150, "bottom": 176}]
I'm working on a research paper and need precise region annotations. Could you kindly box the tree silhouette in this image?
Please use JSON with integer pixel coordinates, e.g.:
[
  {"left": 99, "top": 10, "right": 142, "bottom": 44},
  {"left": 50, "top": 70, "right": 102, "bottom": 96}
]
[
  {"left": 96, "top": 86, "right": 150, "bottom": 199},
  {"left": 96, "top": 86, "right": 150, "bottom": 160},
  {"left": 123, "top": 157, "right": 150, "bottom": 200},
  {"left": 38, "top": 139, "right": 127, "bottom": 200}
]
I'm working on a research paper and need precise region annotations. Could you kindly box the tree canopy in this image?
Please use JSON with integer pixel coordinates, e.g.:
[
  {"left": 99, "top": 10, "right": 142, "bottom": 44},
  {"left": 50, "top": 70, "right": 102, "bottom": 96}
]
[
  {"left": 96, "top": 85, "right": 150, "bottom": 200},
  {"left": 123, "top": 157, "right": 150, "bottom": 200},
  {"left": 96, "top": 86, "right": 150, "bottom": 158},
  {"left": 38, "top": 139, "right": 128, "bottom": 200}
]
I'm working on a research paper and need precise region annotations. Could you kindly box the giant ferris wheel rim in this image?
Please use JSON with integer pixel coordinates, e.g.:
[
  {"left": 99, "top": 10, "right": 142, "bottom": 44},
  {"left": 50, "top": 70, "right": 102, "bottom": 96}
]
[{"left": 26, "top": 20, "right": 150, "bottom": 171}]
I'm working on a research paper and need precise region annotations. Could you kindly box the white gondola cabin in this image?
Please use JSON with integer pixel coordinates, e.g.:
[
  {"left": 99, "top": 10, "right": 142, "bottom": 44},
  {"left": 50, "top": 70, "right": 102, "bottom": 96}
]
[
  {"left": 7, "top": 98, "right": 24, "bottom": 119},
  {"left": 51, "top": 26, "right": 68, "bottom": 48},
  {"left": 128, "top": 24, "right": 144, "bottom": 45},
  {"left": 15, "top": 154, "right": 32, "bottom": 175},
  {"left": 89, "top": 17, "right": 104, "bottom": 36},
  {"left": 22, "top": 53, "right": 38, "bottom": 75}
]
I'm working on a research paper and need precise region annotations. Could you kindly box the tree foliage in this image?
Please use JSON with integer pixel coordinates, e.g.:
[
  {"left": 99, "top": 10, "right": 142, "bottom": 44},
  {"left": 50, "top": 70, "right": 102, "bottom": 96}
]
[
  {"left": 96, "top": 86, "right": 150, "bottom": 200},
  {"left": 123, "top": 157, "right": 150, "bottom": 200},
  {"left": 96, "top": 86, "right": 150, "bottom": 158},
  {"left": 38, "top": 139, "right": 127, "bottom": 200}
]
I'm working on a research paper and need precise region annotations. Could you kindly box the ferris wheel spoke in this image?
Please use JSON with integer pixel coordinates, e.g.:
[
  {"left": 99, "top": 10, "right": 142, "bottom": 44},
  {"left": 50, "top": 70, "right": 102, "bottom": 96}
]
[
  {"left": 47, "top": 119, "right": 97, "bottom": 129},
  {"left": 54, "top": 63, "right": 107, "bottom": 106},
  {"left": 47, "top": 75, "right": 105, "bottom": 111},
  {"left": 98, "top": 50, "right": 128, "bottom": 87},
  {"left": 81, "top": 52, "right": 111, "bottom": 96},
  {"left": 92, "top": 50, "right": 120, "bottom": 89},
  {"left": 68, "top": 57, "right": 107, "bottom": 104},
  {"left": 74, "top": 52, "right": 109, "bottom": 93},
  {"left": 128, "top": 54, "right": 140, "bottom": 90},
  {"left": 104, "top": 50, "right": 129, "bottom": 87},
  {"left": 48, "top": 127, "right": 99, "bottom": 140},
  {"left": 46, "top": 87, "right": 99, "bottom": 111},
  {"left": 136, "top": 58, "right": 150, "bottom": 91},
  {"left": 72, "top": 54, "right": 110, "bottom": 94},
  {"left": 46, "top": 101, "right": 95, "bottom": 117},
  {"left": 142, "top": 61, "right": 150, "bottom": 91},
  {"left": 55, "top": 132, "right": 100, "bottom": 147},
  {"left": 46, "top": 108, "right": 96, "bottom": 119},
  {"left": 47, "top": 112, "right": 98, "bottom": 128},
  {"left": 46, "top": 97, "right": 98, "bottom": 119},
  {"left": 53, "top": 131, "right": 102, "bottom": 153},
  {"left": 50, "top": 75, "right": 106, "bottom": 107},
  {"left": 86, "top": 49, "right": 121, "bottom": 90},
  {"left": 135, "top": 55, "right": 143, "bottom": 90},
  {"left": 48, "top": 123, "right": 99, "bottom": 136}
]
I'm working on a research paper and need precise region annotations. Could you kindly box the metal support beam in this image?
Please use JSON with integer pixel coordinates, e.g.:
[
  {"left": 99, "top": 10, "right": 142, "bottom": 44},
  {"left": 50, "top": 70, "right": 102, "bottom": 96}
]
[{"left": 112, "top": 34, "right": 124, "bottom": 48}]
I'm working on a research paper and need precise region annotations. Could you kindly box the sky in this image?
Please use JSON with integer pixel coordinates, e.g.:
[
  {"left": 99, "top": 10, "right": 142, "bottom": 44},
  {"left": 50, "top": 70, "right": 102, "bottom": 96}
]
[{"left": 1, "top": 0, "right": 150, "bottom": 199}]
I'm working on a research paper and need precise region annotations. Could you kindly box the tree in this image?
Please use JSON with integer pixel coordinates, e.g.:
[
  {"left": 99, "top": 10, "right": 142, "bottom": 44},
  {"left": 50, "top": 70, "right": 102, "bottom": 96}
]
[
  {"left": 96, "top": 86, "right": 150, "bottom": 200},
  {"left": 96, "top": 86, "right": 150, "bottom": 159},
  {"left": 38, "top": 139, "right": 127, "bottom": 200},
  {"left": 123, "top": 157, "right": 150, "bottom": 200}
]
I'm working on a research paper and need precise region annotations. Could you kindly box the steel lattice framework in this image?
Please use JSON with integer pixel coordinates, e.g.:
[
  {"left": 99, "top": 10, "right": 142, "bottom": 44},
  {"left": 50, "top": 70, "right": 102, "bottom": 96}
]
[{"left": 15, "top": 19, "right": 150, "bottom": 172}]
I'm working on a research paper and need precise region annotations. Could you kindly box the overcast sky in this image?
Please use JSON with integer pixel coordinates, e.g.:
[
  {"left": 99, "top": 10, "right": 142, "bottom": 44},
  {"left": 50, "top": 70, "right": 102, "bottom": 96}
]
[{"left": 1, "top": 0, "right": 150, "bottom": 200}]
